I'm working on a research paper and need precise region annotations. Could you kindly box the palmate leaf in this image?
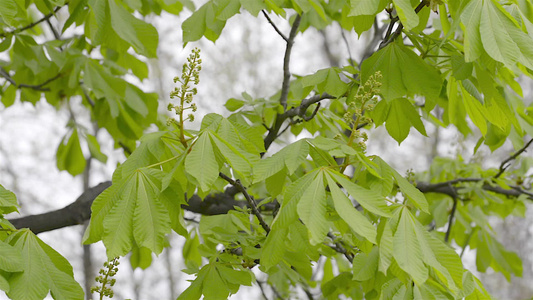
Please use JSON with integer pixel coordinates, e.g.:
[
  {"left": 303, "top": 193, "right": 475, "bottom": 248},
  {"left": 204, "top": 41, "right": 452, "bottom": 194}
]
[
  {"left": 325, "top": 171, "right": 377, "bottom": 243},
  {"left": 177, "top": 262, "right": 252, "bottom": 300},
  {"left": 361, "top": 43, "right": 442, "bottom": 101},
  {"left": 6, "top": 229, "right": 83, "bottom": 300},
  {"left": 84, "top": 168, "right": 171, "bottom": 258}
]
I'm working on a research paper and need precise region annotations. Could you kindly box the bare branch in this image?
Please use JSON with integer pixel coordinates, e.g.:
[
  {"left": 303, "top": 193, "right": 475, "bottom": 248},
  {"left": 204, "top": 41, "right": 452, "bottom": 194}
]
[
  {"left": 219, "top": 172, "right": 271, "bottom": 234},
  {"left": 261, "top": 10, "right": 288, "bottom": 42},
  {"left": 494, "top": 138, "right": 533, "bottom": 178},
  {"left": 0, "top": 67, "right": 61, "bottom": 91},
  {"left": 444, "top": 195, "right": 458, "bottom": 243},
  {"left": 263, "top": 93, "right": 335, "bottom": 151},
  {"left": 10, "top": 181, "right": 112, "bottom": 234},
  {"left": 279, "top": 14, "right": 302, "bottom": 110},
  {"left": 327, "top": 232, "right": 354, "bottom": 263},
  {"left": 379, "top": 1, "right": 428, "bottom": 49},
  {"left": 416, "top": 179, "right": 533, "bottom": 201},
  {"left": 0, "top": 6, "right": 64, "bottom": 38}
]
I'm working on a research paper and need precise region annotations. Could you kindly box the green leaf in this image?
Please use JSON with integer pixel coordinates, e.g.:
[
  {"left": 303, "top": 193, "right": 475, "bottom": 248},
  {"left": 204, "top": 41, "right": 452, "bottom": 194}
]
[
  {"left": 349, "top": 0, "right": 380, "bottom": 16},
  {"left": 296, "top": 170, "right": 328, "bottom": 245},
  {"left": 261, "top": 227, "right": 288, "bottom": 269},
  {"left": 325, "top": 172, "right": 377, "bottom": 243},
  {"left": 185, "top": 132, "right": 220, "bottom": 191},
  {"left": 85, "top": 168, "right": 171, "bottom": 257},
  {"left": 361, "top": 43, "right": 442, "bottom": 101},
  {"left": 352, "top": 246, "right": 379, "bottom": 281},
  {"left": 108, "top": 0, "right": 158, "bottom": 57},
  {"left": 451, "top": 55, "right": 473, "bottom": 80},
  {"left": 132, "top": 169, "right": 171, "bottom": 254},
  {"left": 460, "top": 0, "right": 484, "bottom": 62},
  {"left": 273, "top": 169, "right": 320, "bottom": 229},
  {"left": 393, "top": 0, "right": 419, "bottom": 30},
  {"left": 0, "top": 184, "right": 18, "bottom": 214},
  {"left": 56, "top": 129, "right": 87, "bottom": 176},
  {"left": 130, "top": 245, "right": 153, "bottom": 270},
  {"left": 393, "top": 208, "right": 428, "bottom": 284},
  {"left": 86, "top": 134, "right": 108, "bottom": 163},
  {"left": 300, "top": 68, "right": 347, "bottom": 97},
  {"left": 0, "top": 0, "right": 17, "bottom": 27},
  {"left": 328, "top": 170, "right": 391, "bottom": 217},
  {"left": 383, "top": 162, "right": 428, "bottom": 213},
  {"left": 6, "top": 230, "right": 83, "bottom": 300},
  {"left": 0, "top": 239, "right": 23, "bottom": 272},
  {"left": 240, "top": 0, "right": 266, "bottom": 16},
  {"left": 461, "top": 83, "right": 488, "bottom": 135}
]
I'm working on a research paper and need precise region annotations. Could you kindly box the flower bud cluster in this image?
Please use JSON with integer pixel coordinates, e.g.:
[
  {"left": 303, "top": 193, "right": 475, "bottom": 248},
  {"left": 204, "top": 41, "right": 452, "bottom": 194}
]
[
  {"left": 167, "top": 48, "right": 202, "bottom": 124},
  {"left": 91, "top": 257, "right": 120, "bottom": 299},
  {"left": 344, "top": 71, "right": 382, "bottom": 151}
]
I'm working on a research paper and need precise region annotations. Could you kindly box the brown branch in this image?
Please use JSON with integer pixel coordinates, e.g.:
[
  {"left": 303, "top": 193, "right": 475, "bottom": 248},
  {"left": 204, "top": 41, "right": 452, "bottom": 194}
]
[
  {"left": 10, "top": 181, "right": 111, "bottom": 234},
  {"left": 0, "top": 6, "right": 64, "bottom": 38},
  {"left": 279, "top": 14, "right": 301, "bottom": 110},
  {"left": 261, "top": 10, "right": 288, "bottom": 42},
  {"left": 219, "top": 172, "right": 271, "bottom": 234},
  {"left": 379, "top": 1, "right": 428, "bottom": 49},
  {"left": 444, "top": 195, "right": 457, "bottom": 243},
  {"left": 327, "top": 232, "right": 354, "bottom": 263},
  {"left": 494, "top": 138, "right": 533, "bottom": 178},
  {"left": 0, "top": 67, "right": 62, "bottom": 91},
  {"left": 416, "top": 179, "right": 533, "bottom": 201},
  {"left": 264, "top": 93, "right": 336, "bottom": 151}
]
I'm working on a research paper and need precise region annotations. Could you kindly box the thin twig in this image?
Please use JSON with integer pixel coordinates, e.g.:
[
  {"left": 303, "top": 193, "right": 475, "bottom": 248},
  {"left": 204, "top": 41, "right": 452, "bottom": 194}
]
[
  {"left": 339, "top": 26, "right": 355, "bottom": 68},
  {"left": 46, "top": 19, "right": 61, "bottom": 40},
  {"left": 0, "top": 68, "right": 62, "bottom": 91},
  {"left": 263, "top": 93, "right": 335, "bottom": 151},
  {"left": 444, "top": 194, "right": 458, "bottom": 243},
  {"left": 279, "top": 14, "right": 302, "bottom": 110},
  {"left": 256, "top": 280, "right": 269, "bottom": 300},
  {"left": 494, "top": 138, "right": 533, "bottom": 178},
  {"left": 327, "top": 232, "right": 354, "bottom": 263},
  {"left": 379, "top": 1, "right": 427, "bottom": 49},
  {"left": 18, "top": 73, "right": 62, "bottom": 91},
  {"left": 219, "top": 172, "right": 271, "bottom": 234},
  {"left": 0, "top": 6, "right": 64, "bottom": 38},
  {"left": 261, "top": 10, "right": 288, "bottom": 42}
]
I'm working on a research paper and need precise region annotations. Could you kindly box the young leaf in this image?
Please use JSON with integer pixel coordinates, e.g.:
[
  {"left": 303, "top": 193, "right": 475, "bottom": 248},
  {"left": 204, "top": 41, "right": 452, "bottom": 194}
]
[
  {"left": 325, "top": 172, "right": 377, "bottom": 243},
  {"left": 0, "top": 184, "right": 18, "bottom": 214},
  {"left": 328, "top": 170, "right": 391, "bottom": 217},
  {"left": 185, "top": 132, "right": 219, "bottom": 191},
  {"left": 393, "top": 207, "right": 428, "bottom": 285},
  {"left": 56, "top": 128, "right": 86, "bottom": 176},
  {"left": 296, "top": 170, "right": 329, "bottom": 245},
  {"left": 6, "top": 230, "right": 84, "bottom": 300}
]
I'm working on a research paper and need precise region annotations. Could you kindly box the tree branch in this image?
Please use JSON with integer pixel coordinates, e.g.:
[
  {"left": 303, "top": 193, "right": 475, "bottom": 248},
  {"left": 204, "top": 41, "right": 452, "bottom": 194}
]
[
  {"left": 264, "top": 93, "right": 335, "bottom": 151},
  {"left": 219, "top": 172, "right": 271, "bottom": 234},
  {"left": 416, "top": 179, "right": 533, "bottom": 201},
  {"left": 444, "top": 195, "right": 457, "bottom": 243},
  {"left": 0, "top": 67, "right": 62, "bottom": 91},
  {"left": 9, "top": 180, "right": 278, "bottom": 234},
  {"left": 494, "top": 138, "right": 533, "bottom": 178},
  {"left": 0, "top": 6, "right": 64, "bottom": 38},
  {"left": 279, "top": 14, "right": 301, "bottom": 110},
  {"left": 9, "top": 181, "right": 111, "bottom": 234},
  {"left": 261, "top": 10, "right": 288, "bottom": 42},
  {"left": 379, "top": 1, "right": 427, "bottom": 49}
]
